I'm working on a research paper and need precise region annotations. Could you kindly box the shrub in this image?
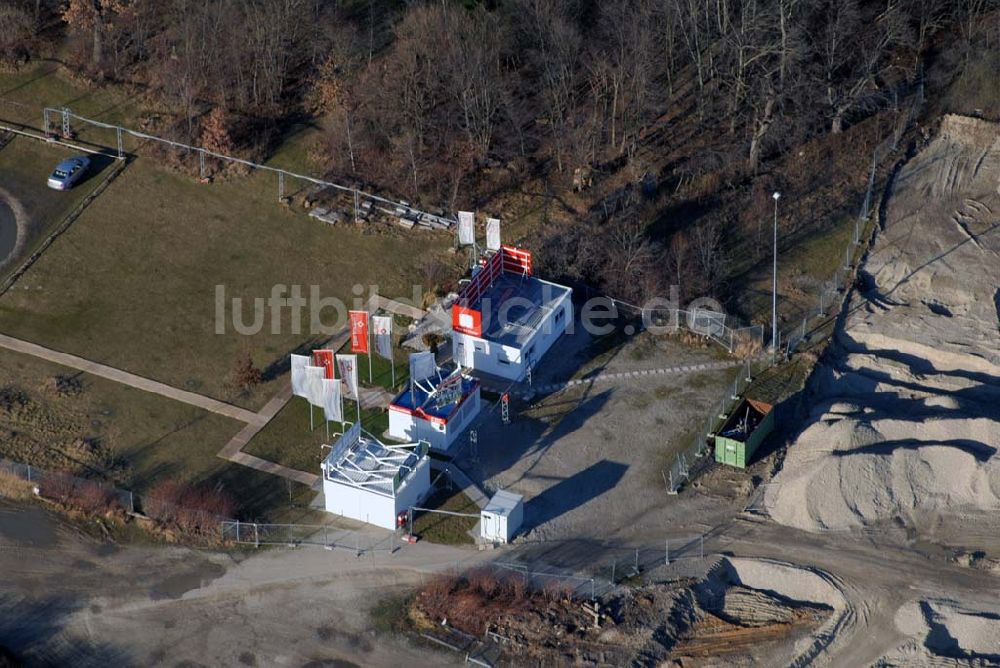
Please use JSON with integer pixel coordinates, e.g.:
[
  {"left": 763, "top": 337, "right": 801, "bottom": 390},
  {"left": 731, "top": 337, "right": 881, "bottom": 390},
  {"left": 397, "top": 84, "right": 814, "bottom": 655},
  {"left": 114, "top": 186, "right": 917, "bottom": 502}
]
[
  {"left": 0, "top": 470, "right": 33, "bottom": 500},
  {"left": 38, "top": 472, "right": 76, "bottom": 505},
  {"left": 146, "top": 480, "right": 235, "bottom": 537}
]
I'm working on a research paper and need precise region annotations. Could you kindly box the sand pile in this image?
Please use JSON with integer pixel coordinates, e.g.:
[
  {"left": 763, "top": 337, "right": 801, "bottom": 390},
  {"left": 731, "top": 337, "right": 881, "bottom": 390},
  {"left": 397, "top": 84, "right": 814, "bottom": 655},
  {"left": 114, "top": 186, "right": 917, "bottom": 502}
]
[
  {"left": 765, "top": 115, "right": 1000, "bottom": 532},
  {"left": 878, "top": 599, "right": 1000, "bottom": 666}
]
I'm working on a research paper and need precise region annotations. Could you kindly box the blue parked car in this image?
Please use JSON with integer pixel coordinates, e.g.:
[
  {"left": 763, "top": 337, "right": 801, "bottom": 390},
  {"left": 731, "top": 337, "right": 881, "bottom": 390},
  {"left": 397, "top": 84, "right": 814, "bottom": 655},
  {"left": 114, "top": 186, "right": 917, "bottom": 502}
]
[{"left": 47, "top": 156, "right": 91, "bottom": 190}]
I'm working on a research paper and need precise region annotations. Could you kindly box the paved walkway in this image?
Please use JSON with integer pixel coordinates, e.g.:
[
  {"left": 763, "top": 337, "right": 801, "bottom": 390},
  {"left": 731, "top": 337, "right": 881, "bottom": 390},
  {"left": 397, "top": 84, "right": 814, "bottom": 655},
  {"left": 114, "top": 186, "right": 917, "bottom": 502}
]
[
  {"left": 0, "top": 333, "right": 261, "bottom": 424},
  {"left": 478, "top": 359, "right": 747, "bottom": 397},
  {"left": 0, "top": 294, "right": 425, "bottom": 488},
  {"left": 214, "top": 294, "right": 419, "bottom": 485}
]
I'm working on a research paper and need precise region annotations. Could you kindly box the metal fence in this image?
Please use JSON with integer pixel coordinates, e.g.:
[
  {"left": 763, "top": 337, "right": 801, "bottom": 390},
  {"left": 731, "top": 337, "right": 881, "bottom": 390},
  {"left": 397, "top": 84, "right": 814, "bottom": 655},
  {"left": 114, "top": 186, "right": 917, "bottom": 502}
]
[
  {"left": 781, "top": 81, "right": 924, "bottom": 356},
  {"left": 0, "top": 457, "right": 226, "bottom": 529},
  {"left": 219, "top": 520, "right": 398, "bottom": 554},
  {"left": 663, "top": 83, "right": 925, "bottom": 494},
  {"left": 37, "top": 107, "right": 454, "bottom": 231},
  {"left": 664, "top": 359, "right": 757, "bottom": 493},
  {"left": 491, "top": 534, "right": 710, "bottom": 602}
]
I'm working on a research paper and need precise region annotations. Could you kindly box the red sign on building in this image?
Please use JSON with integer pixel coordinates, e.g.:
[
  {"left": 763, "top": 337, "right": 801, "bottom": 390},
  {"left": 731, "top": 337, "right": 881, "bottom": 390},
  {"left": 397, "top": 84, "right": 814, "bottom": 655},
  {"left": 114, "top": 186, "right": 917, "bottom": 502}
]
[{"left": 452, "top": 304, "right": 483, "bottom": 337}]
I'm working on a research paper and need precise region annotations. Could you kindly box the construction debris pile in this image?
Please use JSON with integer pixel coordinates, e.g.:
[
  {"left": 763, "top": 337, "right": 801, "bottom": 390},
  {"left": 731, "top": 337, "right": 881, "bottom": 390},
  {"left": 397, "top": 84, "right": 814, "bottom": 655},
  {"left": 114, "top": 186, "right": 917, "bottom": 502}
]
[{"left": 409, "top": 558, "right": 835, "bottom": 665}]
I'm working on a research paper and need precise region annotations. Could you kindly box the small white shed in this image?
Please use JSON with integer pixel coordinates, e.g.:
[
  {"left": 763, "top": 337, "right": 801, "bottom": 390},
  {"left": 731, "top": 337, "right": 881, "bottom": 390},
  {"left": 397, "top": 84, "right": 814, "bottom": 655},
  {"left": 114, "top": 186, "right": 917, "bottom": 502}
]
[{"left": 480, "top": 490, "right": 524, "bottom": 544}]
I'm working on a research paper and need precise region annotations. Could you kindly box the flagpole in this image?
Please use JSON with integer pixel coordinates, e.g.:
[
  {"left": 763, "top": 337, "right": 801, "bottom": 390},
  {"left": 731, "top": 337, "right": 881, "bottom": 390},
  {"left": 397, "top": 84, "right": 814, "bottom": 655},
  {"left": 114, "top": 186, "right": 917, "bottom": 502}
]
[{"left": 367, "top": 313, "right": 373, "bottom": 384}]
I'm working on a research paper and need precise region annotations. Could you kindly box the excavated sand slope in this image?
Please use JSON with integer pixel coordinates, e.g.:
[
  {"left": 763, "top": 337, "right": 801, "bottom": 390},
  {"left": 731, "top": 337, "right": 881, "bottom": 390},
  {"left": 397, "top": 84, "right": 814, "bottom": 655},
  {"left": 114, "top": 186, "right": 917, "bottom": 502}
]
[
  {"left": 766, "top": 115, "right": 1000, "bottom": 531},
  {"left": 878, "top": 598, "right": 1000, "bottom": 666}
]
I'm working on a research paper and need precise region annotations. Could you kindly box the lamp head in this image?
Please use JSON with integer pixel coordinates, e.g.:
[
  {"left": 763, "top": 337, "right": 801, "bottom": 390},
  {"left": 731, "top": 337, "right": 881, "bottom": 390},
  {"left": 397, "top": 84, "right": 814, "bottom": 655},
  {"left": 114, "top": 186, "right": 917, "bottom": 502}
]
[{"left": 772, "top": 192, "right": 781, "bottom": 200}]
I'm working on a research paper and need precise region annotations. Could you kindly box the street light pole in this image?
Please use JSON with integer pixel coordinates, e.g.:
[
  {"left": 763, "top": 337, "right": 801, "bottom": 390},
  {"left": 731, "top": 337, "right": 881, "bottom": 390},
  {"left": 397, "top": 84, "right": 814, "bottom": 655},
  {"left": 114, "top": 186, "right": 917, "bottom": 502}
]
[{"left": 772, "top": 192, "right": 781, "bottom": 359}]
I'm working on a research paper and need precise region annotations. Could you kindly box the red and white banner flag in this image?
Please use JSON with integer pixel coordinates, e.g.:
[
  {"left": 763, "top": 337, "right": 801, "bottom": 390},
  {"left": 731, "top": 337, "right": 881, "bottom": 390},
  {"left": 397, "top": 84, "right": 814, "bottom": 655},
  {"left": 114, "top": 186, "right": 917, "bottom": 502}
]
[
  {"left": 373, "top": 315, "right": 392, "bottom": 361},
  {"left": 312, "top": 349, "right": 335, "bottom": 379},
  {"left": 336, "top": 354, "right": 359, "bottom": 400},
  {"left": 349, "top": 310, "right": 369, "bottom": 354}
]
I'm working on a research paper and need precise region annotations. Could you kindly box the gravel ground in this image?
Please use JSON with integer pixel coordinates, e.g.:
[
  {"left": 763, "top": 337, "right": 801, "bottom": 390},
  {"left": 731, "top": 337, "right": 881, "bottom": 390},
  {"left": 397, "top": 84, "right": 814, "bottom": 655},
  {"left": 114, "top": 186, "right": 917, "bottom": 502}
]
[
  {"left": 455, "top": 324, "right": 740, "bottom": 543},
  {"left": 0, "top": 500, "right": 481, "bottom": 667}
]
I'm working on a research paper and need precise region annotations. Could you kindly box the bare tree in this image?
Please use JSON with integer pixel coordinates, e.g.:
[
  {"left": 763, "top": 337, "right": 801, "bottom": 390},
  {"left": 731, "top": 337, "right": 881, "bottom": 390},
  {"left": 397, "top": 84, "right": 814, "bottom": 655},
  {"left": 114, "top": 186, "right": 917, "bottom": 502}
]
[{"left": 814, "top": 0, "right": 911, "bottom": 134}]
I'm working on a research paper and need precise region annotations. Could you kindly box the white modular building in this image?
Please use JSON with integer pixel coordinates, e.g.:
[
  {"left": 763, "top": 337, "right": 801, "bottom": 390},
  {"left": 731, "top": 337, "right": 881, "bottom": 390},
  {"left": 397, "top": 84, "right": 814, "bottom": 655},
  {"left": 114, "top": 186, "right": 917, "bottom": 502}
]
[
  {"left": 480, "top": 490, "right": 524, "bottom": 544},
  {"left": 451, "top": 245, "right": 573, "bottom": 381},
  {"left": 320, "top": 423, "right": 430, "bottom": 530},
  {"left": 388, "top": 367, "right": 481, "bottom": 452}
]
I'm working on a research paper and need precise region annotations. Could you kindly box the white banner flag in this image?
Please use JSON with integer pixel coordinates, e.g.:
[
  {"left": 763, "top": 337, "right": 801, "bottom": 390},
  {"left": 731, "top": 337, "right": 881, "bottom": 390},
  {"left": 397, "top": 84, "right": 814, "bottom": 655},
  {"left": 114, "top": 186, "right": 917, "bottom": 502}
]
[
  {"left": 486, "top": 217, "right": 501, "bottom": 251},
  {"left": 373, "top": 316, "right": 392, "bottom": 360},
  {"left": 336, "top": 354, "right": 359, "bottom": 400},
  {"left": 290, "top": 354, "right": 310, "bottom": 398},
  {"left": 457, "top": 210, "right": 475, "bottom": 246},
  {"left": 409, "top": 351, "right": 436, "bottom": 384},
  {"left": 304, "top": 366, "right": 326, "bottom": 407},
  {"left": 321, "top": 378, "right": 343, "bottom": 423}
]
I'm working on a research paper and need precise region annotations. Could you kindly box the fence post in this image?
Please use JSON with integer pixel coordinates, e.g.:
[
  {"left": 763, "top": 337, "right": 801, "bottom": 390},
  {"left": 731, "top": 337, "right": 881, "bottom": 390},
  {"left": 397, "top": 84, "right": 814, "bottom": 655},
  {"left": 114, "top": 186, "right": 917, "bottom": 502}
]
[
  {"left": 26, "top": 464, "right": 32, "bottom": 482},
  {"left": 116, "top": 127, "right": 124, "bottom": 159},
  {"left": 354, "top": 189, "right": 360, "bottom": 224},
  {"left": 665, "top": 539, "right": 670, "bottom": 565},
  {"left": 236, "top": 519, "right": 240, "bottom": 542},
  {"left": 199, "top": 150, "right": 206, "bottom": 180},
  {"left": 254, "top": 522, "right": 259, "bottom": 548},
  {"left": 278, "top": 172, "right": 285, "bottom": 202},
  {"left": 700, "top": 535, "right": 704, "bottom": 559},
  {"left": 128, "top": 491, "right": 134, "bottom": 514}
]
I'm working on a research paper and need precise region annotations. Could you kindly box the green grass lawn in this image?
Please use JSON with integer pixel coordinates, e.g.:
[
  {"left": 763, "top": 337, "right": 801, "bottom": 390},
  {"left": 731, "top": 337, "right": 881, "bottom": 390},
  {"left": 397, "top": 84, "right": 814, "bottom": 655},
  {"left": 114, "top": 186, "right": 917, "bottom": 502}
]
[
  {"left": 0, "top": 346, "right": 321, "bottom": 521},
  {"left": 243, "top": 392, "right": 393, "bottom": 474},
  {"left": 0, "top": 137, "right": 115, "bottom": 280},
  {"left": 0, "top": 346, "right": 242, "bottom": 489},
  {"left": 335, "top": 336, "right": 410, "bottom": 392},
  {"left": 0, "top": 154, "right": 449, "bottom": 410},
  {"left": 411, "top": 485, "right": 479, "bottom": 545},
  {"left": 739, "top": 212, "right": 858, "bottom": 326}
]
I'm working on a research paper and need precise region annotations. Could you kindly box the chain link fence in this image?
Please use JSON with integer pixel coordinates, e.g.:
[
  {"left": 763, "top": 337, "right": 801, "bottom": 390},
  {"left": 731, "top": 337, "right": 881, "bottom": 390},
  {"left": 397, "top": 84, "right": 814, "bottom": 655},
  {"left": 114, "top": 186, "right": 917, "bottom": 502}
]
[
  {"left": 663, "top": 83, "right": 926, "bottom": 494},
  {"left": 781, "top": 81, "right": 924, "bottom": 356},
  {"left": 219, "top": 520, "right": 398, "bottom": 554},
  {"left": 663, "top": 359, "right": 758, "bottom": 493},
  {"left": 31, "top": 106, "right": 454, "bottom": 230},
  {"left": 0, "top": 457, "right": 224, "bottom": 529},
  {"left": 491, "top": 534, "right": 710, "bottom": 602}
]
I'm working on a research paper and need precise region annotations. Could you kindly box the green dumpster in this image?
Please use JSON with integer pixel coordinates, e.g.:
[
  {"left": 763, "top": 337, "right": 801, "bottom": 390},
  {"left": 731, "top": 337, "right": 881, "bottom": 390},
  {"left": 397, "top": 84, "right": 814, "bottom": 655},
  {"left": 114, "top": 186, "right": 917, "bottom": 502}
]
[{"left": 714, "top": 398, "right": 775, "bottom": 469}]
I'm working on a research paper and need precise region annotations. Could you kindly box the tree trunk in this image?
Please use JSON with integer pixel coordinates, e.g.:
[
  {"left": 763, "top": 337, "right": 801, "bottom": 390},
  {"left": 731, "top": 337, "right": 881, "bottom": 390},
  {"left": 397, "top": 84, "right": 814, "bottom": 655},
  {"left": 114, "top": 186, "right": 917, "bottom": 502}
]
[
  {"left": 748, "top": 94, "right": 775, "bottom": 173},
  {"left": 831, "top": 108, "right": 845, "bottom": 134},
  {"left": 91, "top": 18, "right": 102, "bottom": 67}
]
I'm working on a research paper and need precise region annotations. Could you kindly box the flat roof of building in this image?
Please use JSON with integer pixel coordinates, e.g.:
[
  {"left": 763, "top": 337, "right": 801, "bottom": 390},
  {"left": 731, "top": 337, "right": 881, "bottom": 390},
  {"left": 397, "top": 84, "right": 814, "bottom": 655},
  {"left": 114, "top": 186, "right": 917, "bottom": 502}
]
[
  {"left": 484, "top": 489, "right": 523, "bottom": 516},
  {"left": 466, "top": 273, "right": 571, "bottom": 348},
  {"left": 322, "top": 424, "right": 427, "bottom": 496},
  {"left": 390, "top": 374, "right": 480, "bottom": 422}
]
